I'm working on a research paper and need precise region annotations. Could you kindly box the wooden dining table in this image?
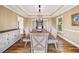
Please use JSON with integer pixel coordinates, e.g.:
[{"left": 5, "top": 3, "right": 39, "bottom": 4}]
[{"left": 31, "top": 29, "right": 55, "bottom": 40}]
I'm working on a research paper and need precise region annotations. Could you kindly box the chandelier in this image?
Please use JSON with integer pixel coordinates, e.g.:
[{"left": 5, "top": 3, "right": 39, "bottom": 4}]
[{"left": 36, "top": 5, "right": 43, "bottom": 30}]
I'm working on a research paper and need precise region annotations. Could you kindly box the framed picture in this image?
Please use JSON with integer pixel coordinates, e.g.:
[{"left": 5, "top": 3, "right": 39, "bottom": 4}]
[{"left": 72, "top": 13, "right": 79, "bottom": 26}]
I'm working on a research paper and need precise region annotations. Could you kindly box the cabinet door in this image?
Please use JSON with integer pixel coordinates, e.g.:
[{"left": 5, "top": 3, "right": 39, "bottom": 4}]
[
  {"left": 0, "top": 33, "right": 8, "bottom": 52},
  {"left": 7, "top": 32, "right": 13, "bottom": 47},
  {"left": 13, "top": 31, "right": 18, "bottom": 42}
]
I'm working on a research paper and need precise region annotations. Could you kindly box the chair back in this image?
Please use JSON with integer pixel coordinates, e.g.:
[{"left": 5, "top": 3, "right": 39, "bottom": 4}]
[
  {"left": 30, "top": 33, "right": 49, "bottom": 53},
  {"left": 51, "top": 27, "right": 57, "bottom": 38}
]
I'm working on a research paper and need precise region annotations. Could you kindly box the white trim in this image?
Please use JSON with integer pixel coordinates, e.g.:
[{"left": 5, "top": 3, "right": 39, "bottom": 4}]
[
  {"left": 63, "top": 28, "right": 79, "bottom": 34},
  {"left": 57, "top": 34, "right": 79, "bottom": 48}
]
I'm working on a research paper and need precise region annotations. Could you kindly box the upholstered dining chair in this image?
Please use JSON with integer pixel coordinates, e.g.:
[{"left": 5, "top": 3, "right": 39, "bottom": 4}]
[
  {"left": 24, "top": 27, "right": 29, "bottom": 37},
  {"left": 48, "top": 27, "right": 59, "bottom": 49},
  {"left": 30, "top": 33, "right": 49, "bottom": 53},
  {"left": 23, "top": 27, "right": 31, "bottom": 48},
  {"left": 46, "top": 26, "right": 51, "bottom": 33},
  {"left": 24, "top": 27, "right": 32, "bottom": 38}
]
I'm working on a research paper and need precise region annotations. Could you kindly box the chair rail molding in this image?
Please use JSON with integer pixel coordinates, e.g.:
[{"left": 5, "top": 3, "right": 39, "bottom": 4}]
[{"left": 63, "top": 28, "right": 79, "bottom": 34}]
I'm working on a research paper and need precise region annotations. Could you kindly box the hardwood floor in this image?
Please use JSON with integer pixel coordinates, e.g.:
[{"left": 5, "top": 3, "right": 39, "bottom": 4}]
[{"left": 4, "top": 36, "right": 79, "bottom": 53}]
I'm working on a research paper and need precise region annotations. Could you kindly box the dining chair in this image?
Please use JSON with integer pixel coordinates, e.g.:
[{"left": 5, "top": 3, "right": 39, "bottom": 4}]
[
  {"left": 23, "top": 28, "right": 31, "bottom": 48},
  {"left": 29, "top": 26, "right": 33, "bottom": 32},
  {"left": 24, "top": 27, "right": 29, "bottom": 37},
  {"left": 23, "top": 37, "right": 31, "bottom": 48},
  {"left": 30, "top": 33, "right": 49, "bottom": 53},
  {"left": 46, "top": 26, "right": 51, "bottom": 32},
  {"left": 48, "top": 27, "right": 59, "bottom": 49}
]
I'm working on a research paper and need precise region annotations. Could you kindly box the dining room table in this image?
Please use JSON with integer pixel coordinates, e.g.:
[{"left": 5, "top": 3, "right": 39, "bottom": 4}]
[{"left": 31, "top": 29, "right": 56, "bottom": 40}]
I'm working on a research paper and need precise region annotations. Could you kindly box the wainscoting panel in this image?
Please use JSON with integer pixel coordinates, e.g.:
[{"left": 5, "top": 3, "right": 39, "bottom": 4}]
[{"left": 58, "top": 29, "right": 79, "bottom": 48}]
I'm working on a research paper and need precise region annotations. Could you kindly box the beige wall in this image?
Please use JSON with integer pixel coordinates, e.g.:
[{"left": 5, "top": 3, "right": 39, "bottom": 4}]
[
  {"left": 63, "top": 6, "right": 79, "bottom": 31},
  {"left": 0, "top": 6, "right": 18, "bottom": 31},
  {"left": 48, "top": 18, "right": 52, "bottom": 26},
  {"left": 51, "top": 17, "right": 56, "bottom": 29},
  {"left": 24, "top": 18, "right": 32, "bottom": 28},
  {"left": 57, "top": 6, "right": 79, "bottom": 47}
]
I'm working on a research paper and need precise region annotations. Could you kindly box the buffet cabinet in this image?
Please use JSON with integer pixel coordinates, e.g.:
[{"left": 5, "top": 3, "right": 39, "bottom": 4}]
[{"left": 0, "top": 30, "right": 21, "bottom": 53}]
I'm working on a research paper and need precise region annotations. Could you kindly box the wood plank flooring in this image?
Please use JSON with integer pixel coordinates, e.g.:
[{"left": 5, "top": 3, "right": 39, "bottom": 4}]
[{"left": 4, "top": 36, "right": 79, "bottom": 53}]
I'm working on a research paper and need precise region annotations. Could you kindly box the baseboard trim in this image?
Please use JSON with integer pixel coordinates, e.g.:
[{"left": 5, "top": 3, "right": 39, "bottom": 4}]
[{"left": 57, "top": 34, "right": 79, "bottom": 48}]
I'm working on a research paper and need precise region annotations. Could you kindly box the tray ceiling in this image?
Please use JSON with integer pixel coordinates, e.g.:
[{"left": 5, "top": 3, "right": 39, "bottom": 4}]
[{"left": 3, "top": 5, "right": 77, "bottom": 18}]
